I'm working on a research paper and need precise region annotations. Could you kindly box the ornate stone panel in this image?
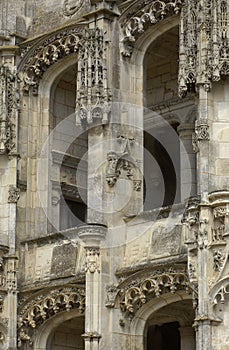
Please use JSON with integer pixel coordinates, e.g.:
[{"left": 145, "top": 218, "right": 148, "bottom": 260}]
[{"left": 76, "top": 28, "right": 112, "bottom": 126}]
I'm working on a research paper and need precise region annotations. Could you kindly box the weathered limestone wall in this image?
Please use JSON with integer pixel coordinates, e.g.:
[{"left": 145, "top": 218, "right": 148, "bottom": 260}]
[{"left": 208, "top": 79, "right": 229, "bottom": 192}]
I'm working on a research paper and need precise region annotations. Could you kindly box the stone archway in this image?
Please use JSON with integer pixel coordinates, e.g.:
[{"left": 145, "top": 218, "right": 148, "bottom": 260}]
[
  {"left": 17, "top": 286, "right": 85, "bottom": 349},
  {"left": 47, "top": 315, "right": 84, "bottom": 350},
  {"left": 145, "top": 299, "right": 195, "bottom": 350},
  {"left": 128, "top": 292, "right": 195, "bottom": 350}
]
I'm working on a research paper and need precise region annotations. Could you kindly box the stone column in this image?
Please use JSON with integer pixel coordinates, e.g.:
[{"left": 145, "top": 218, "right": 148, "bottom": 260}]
[
  {"left": 179, "top": 326, "right": 196, "bottom": 350},
  {"left": 79, "top": 224, "right": 107, "bottom": 350},
  {"left": 177, "top": 123, "right": 196, "bottom": 201}
]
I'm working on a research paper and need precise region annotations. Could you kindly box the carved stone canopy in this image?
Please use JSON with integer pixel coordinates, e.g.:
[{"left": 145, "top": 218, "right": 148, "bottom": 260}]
[
  {"left": 116, "top": 267, "right": 194, "bottom": 317},
  {"left": 17, "top": 286, "right": 85, "bottom": 347},
  {"left": 19, "top": 25, "right": 86, "bottom": 93},
  {"left": 120, "top": 0, "right": 183, "bottom": 57}
]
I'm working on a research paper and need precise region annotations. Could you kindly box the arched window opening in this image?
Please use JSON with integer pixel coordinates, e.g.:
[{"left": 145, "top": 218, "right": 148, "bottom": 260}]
[
  {"left": 50, "top": 64, "right": 88, "bottom": 231},
  {"left": 143, "top": 25, "right": 195, "bottom": 210},
  {"left": 144, "top": 121, "right": 180, "bottom": 210},
  {"left": 145, "top": 300, "right": 195, "bottom": 350}
]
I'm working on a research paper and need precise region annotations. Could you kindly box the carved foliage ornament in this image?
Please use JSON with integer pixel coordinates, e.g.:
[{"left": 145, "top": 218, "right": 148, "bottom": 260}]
[
  {"left": 179, "top": 0, "right": 229, "bottom": 96},
  {"left": 119, "top": 271, "right": 192, "bottom": 316},
  {"left": 0, "top": 65, "right": 20, "bottom": 155},
  {"left": 121, "top": 0, "right": 184, "bottom": 56},
  {"left": 17, "top": 287, "right": 85, "bottom": 347}
]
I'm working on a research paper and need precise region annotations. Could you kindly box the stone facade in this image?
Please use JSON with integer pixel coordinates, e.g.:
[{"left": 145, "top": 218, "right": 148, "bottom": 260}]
[{"left": 0, "top": 0, "right": 229, "bottom": 349}]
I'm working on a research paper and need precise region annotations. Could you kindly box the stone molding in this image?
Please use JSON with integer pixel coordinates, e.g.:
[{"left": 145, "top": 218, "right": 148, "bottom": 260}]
[{"left": 78, "top": 224, "right": 107, "bottom": 245}]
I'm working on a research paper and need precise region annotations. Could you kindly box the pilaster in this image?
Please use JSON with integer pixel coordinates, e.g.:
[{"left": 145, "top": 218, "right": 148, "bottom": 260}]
[{"left": 79, "top": 224, "right": 107, "bottom": 350}]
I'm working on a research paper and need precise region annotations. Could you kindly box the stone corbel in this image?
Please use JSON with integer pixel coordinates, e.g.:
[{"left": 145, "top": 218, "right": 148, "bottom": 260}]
[{"left": 105, "top": 284, "right": 119, "bottom": 308}]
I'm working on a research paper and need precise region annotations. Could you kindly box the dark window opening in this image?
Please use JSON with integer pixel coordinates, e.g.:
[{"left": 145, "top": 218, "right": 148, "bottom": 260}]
[
  {"left": 60, "top": 197, "right": 87, "bottom": 230},
  {"left": 147, "top": 321, "right": 181, "bottom": 350},
  {"left": 143, "top": 123, "right": 180, "bottom": 211}
]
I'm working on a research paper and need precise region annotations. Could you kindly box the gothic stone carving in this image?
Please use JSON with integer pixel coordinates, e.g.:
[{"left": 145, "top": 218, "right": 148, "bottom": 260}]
[
  {"left": 8, "top": 186, "right": 20, "bottom": 203},
  {"left": 105, "top": 136, "right": 142, "bottom": 190},
  {"left": 213, "top": 250, "right": 226, "bottom": 272},
  {"left": 0, "top": 65, "right": 20, "bottom": 155},
  {"left": 17, "top": 287, "right": 85, "bottom": 347},
  {"left": 212, "top": 206, "right": 228, "bottom": 242},
  {"left": 120, "top": 0, "right": 183, "bottom": 57},
  {"left": 76, "top": 28, "right": 111, "bottom": 126},
  {"left": 20, "top": 27, "right": 112, "bottom": 124},
  {"left": 119, "top": 271, "right": 192, "bottom": 317},
  {"left": 179, "top": 0, "right": 229, "bottom": 96},
  {"left": 192, "top": 119, "right": 210, "bottom": 152}
]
